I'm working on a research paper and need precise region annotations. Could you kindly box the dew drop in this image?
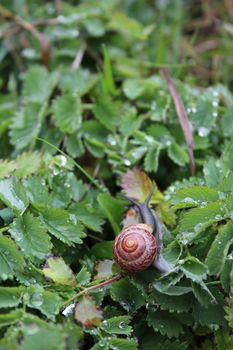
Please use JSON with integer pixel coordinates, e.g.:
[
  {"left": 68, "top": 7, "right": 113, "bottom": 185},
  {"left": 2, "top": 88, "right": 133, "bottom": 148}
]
[
  {"left": 119, "top": 321, "right": 127, "bottom": 329},
  {"left": 191, "top": 107, "right": 197, "bottom": 113},
  {"left": 198, "top": 126, "right": 209, "bottom": 137},
  {"left": 218, "top": 191, "right": 227, "bottom": 199},
  {"left": 107, "top": 135, "right": 117, "bottom": 146},
  {"left": 123, "top": 159, "right": 131, "bottom": 166},
  {"left": 102, "top": 320, "right": 108, "bottom": 329},
  {"left": 194, "top": 223, "right": 203, "bottom": 232},
  {"left": 30, "top": 292, "right": 43, "bottom": 307},
  {"left": 99, "top": 339, "right": 107, "bottom": 348},
  {"left": 1, "top": 273, "right": 7, "bottom": 280},
  {"left": 200, "top": 201, "right": 207, "bottom": 208},
  {"left": 214, "top": 214, "right": 223, "bottom": 220},
  {"left": 182, "top": 197, "right": 196, "bottom": 203},
  {"left": 146, "top": 303, "right": 158, "bottom": 312}
]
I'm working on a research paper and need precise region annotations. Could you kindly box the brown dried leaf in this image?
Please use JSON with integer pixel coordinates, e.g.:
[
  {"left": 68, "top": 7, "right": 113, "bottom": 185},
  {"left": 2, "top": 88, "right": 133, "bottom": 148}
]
[
  {"left": 94, "top": 260, "right": 114, "bottom": 279},
  {"left": 74, "top": 296, "right": 103, "bottom": 328},
  {"left": 122, "top": 208, "right": 140, "bottom": 228}
]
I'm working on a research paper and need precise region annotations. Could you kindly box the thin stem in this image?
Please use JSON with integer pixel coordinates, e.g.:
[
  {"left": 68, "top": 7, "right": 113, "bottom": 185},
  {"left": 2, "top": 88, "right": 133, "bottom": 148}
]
[
  {"left": 61, "top": 274, "right": 122, "bottom": 308},
  {"left": 86, "top": 233, "right": 104, "bottom": 242},
  {"left": 206, "top": 281, "right": 221, "bottom": 285},
  {"left": 36, "top": 137, "right": 106, "bottom": 192},
  {"left": 0, "top": 225, "right": 10, "bottom": 233}
]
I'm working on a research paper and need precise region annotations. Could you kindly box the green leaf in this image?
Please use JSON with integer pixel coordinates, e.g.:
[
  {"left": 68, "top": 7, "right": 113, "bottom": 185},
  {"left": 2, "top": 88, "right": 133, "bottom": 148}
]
[
  {"left": 206, "top": 222, "right": 233, "bottom": 275},
  {"left": 42, "top": 257, "right": 76, "bottom": 286},
  {"left": 93, "top": 96, "right": 120, "bottom": 131},
  {"left": 203, "top": 158, "right": 226, "bottom": 188},
  {"left": 0, "top": 160, "right": 16, "bottom": 179},
  {"left": 193, "top": 290, "right": 226, "bottom": 327},
  {"left": 0, "top": 309, "right": 23, "bottom": 328},
  {"left": 59, "top": 68, "right": 98, "bottom": 96},
  {"left": 52, "top": 94, "right": 82, "bottom": 134},
  {"left": 74, "top": 296, "right": 103, "bottom": 327},
  {"left": 76, "top": 266, "right": 91, "bottom": 286},
  {"left": 9, "top": 213, "right": 52, "bottom": 260},
  {"left": 147, "top": 309, "right": 183, "bottom": 338},
  {"left": 220, "top": 260, "right": 232, "bottom": 292},
  {"left": 177, "top": 201, "right": 223, "bottom": 242},
  {"left": 10, "top": 102, "right": 46, "bottom": 150},
  {"left": 192, "top": 282, "right": 216, "bottom": 306},
  {"left": 109, "top": 337, "right": 138, "bottom": 350},
  {"left": 103, "top": 45, "right": 117, "bottom": 95},
  {"left": 150, "top": 290, "right": 192, "bottom": 313},
  {"left": 111, "top": 278, "right": 145, "bottom": 312},
  {"left": 191, "top": 94, "right": 215, "bottom": 134},
  {"left": 14, "top": 152, "right": 42, "bottom": 178},
  {"left": 0, "top": 235, "right": 25, "bottom": 280},
  {"left": 0, "top": 286, "right": 25, "bottom": 307},
  {"left": 70, "top": 203, "right": 105, "bottom": 232},
  {"left": 24, "top": 176, "right": 51, "bottom": 207},
  {"left": 217, "top": 171, "right": 233, "bottom": 192},
  {"left": 90, "top": 241, "right": 114, "bottom": 260},
  {"left": 180, "top": 257, "right": 208, "bottom": 282},
  {"left": 23, "top": 66, "right": 55, "bottom": 103},
  {"left": 0, "top": 177, "right": 28, "bottom": 215},
  {"left": 215, "top": 329, "right": 233, "bottom": 350},
  {"left": 101, "top": 315, "right": 132, "bottom": 335},
  {"left": 20, "top": 323, "right": 64, "bottom": 350},
  {"left": 171, "top": 186, "right": 219, "bottom": 210},
  {"left": 97, "top": 193, "right": 124, "bottom": 234},
  {"left": 222, "top": 103, "right": 233, "bottom": 137},
  {"left": 108, "top": 12, "right": 144, "bottom": 40},
  {"left": 26, "top": 287, "right": 61, "bottom": 320},
  {"left": 39, "top": 207, "right": 86, "bottom": 245},
  {"left": 167, "top": 142, "right": 189, "bottom": 167},
  {"left": 163, "top": 240, "right": 182, "bottom": 263},
  {"left": 144, "top": 143, "right": 161, "bottom": 172}
]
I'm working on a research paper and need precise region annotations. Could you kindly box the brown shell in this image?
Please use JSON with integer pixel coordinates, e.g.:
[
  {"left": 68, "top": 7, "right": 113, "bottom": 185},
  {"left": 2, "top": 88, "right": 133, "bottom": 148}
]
[{"left": 113, "top": 224, "right": 157, "bottom": 273}]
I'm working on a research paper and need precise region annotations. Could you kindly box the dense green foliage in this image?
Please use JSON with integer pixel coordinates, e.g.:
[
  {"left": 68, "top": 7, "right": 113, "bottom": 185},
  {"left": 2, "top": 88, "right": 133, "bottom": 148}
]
[{"left": 0, "top": 1, "right": 233, "bottom": 349}]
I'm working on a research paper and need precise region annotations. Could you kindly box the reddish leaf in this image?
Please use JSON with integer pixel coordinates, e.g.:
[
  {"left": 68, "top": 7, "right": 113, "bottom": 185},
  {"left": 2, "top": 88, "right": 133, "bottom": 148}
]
[
  {"left": 121, "top": 168, "right": 152, "bottom": 202},
  {"left": 74, "top": 296, "right": 103, "bottom": 327}
]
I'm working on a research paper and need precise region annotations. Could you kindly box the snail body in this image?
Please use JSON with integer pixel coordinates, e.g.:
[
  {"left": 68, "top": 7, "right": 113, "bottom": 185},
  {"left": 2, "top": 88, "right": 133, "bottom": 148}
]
[{"left": 113, "top": 186, "right": 173, "bottom": 274}]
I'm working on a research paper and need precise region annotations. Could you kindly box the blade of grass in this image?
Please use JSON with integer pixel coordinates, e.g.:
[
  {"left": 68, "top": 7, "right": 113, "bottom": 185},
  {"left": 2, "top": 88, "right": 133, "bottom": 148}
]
[{"left": 160, "top": 68, "right": 195, "bottom": 176}]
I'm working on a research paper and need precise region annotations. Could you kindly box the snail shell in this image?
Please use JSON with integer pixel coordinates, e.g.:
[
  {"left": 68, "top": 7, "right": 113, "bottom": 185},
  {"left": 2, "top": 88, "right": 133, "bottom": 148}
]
[{"left": 113, "top": 224, "right": 157, "bottom": 273}]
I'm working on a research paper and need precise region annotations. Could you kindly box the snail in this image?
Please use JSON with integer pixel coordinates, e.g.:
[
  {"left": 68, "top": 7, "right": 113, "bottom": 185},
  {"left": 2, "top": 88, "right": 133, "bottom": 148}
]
[{"left": 113, "top": 187, "right": 173, "bottom": 274}]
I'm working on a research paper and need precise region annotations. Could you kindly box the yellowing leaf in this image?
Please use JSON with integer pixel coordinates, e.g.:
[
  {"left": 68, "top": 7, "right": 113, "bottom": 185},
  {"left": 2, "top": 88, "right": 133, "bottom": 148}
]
[
  {"left": 94, "top": 260, "right": 114, "bottom": 279},
  {"left": 74, "top": 296, "right": 103, "bottom": 327},
  {"left": 42, "top": 257, "right": 76, "bottom": 286}
]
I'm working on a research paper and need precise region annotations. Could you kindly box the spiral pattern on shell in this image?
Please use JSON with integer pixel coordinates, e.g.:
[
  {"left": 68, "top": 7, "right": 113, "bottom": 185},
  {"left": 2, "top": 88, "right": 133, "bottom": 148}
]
[{"left": 113, "top": 224, "right": 157, "bottom": 273}]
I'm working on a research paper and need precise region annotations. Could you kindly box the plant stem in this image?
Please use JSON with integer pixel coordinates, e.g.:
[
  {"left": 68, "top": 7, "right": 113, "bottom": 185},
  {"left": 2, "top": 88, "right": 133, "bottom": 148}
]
[
  {"left": 0, "top": 225, "right": 10, "bottom": 233},
  {"left": 61, "top": 274, "right": 122, "bottom": 308},
  {"left": 36, "top": 137, "right": 106, "bottom": 192}
]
